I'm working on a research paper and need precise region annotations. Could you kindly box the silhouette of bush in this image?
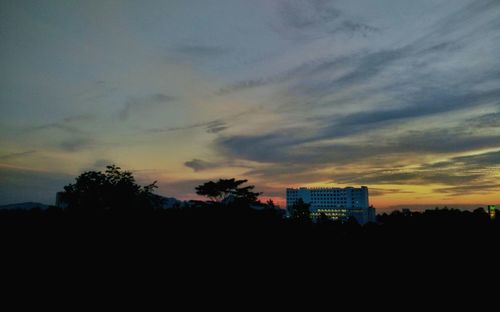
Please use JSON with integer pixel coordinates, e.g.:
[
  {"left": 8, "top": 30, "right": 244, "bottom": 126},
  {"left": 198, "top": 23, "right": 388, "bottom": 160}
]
[
  {"left": 195, "top": 178, "right": 261, "bottom": 205},
  {"left": 59, "top": 165, "right": 160, "bottom": 214}
]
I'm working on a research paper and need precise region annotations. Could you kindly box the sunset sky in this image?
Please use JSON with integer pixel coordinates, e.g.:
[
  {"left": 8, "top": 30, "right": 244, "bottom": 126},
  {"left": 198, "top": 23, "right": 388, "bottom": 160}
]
[{"left": 1, "top": 0, "right": 499, "bottom": 210}]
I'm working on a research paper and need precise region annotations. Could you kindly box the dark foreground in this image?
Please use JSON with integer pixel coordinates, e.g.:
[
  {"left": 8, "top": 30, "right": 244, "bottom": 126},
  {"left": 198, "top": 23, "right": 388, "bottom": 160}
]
[
  {"left": 1, "top": 205, "right": 498, "bottom": 304},
  {"left": 2, "top": 206, "right": 498, "bottom": 257}
]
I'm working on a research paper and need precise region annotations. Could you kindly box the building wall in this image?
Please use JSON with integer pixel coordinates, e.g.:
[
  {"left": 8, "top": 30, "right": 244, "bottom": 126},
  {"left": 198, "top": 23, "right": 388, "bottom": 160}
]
[{"left": 286, "top": 186, "right": 375, "bottom": 224}]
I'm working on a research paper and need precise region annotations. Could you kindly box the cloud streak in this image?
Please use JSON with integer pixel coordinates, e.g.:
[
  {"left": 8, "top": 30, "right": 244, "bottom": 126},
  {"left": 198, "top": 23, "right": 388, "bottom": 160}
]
[
  {"left": 1, "top": 0, "right": 499, "bottom": 206},
  {"left": 119, "top": 93, "right": 174, "bottom": 120},
  {"left": 0, "top": 150, "right": 36, "bottom": 160}
]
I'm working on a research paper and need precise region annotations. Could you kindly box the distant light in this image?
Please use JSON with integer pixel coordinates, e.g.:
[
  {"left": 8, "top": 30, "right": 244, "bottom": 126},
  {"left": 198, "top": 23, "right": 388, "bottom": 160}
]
[{"left": 488, "top": 205, "right": 496, "bottom": 220}]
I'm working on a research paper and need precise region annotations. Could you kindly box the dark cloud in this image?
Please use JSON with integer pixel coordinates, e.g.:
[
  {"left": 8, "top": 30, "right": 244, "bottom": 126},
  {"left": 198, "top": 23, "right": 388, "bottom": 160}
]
[
  {"left": 216, "top": 53, "right": 356, "bottom": 95},
  {"left": 119, "top": 93, "right": 174, "bottom": 120},
  {"left": 464, "top": 112, "right": 500, "bottom": 129},
  {"left": 274, "top": 0, "right": 377, "bottom": 40},
  {"left": 217, "top": 35, "right": 390, "bottom": 96},
  {"left": 434, "top": 183, "right": 500, "bottom": 196},
  {"left": 215, "top": 131, "right": 303, "bottom": 163},
  {"left": 333, "top": 170, "right": 483, "bottom": 186},
  {"left": 280, "top": 4, "right": 500, "bottom": 115},
  {"left": 93, "top": 159, "right": 114, "bottom": 168},
  {"left": 217, "top": 78, "right": 277, "bottom": 95},
  {"left": 384, "top": 204, "right": 495, "bottom": 213},
  {"left": 59, "top": 137, "right": 93, "bottom": 152},
  {"left": 184, "top": 158, "right": 253, "bottom": 172},
  {"left": 0, "top": 150, "right": 36, "bottom": 160},
  {"left": 289, "top": 84, "right": 500, "bottom": 151},
  {"left": 215, "top": 121, "right": 500, "bottom": 166},
  {"left": 62, "top": 114, "right": 94, "bottom": 123},
  {"left": 420, "top": 150, "right": 500, "bottom": 171},
  {"left": 330, "top": 149, "right": 499, "bottom": 188},
  {"left": 369, "top": 188, "right": 416, "bottom": 197},
  {"left": 430, "top": 0, "right": 500, "bottom": 37},
  {"left": 184, "top": 159, "right": 218, "bottom": 172},
  {"left": 30, "top": 114, "right": 94, "bottom": 134},
  {"left": 390, "top": 129, "right": 500, "bottom": 154},
  {"left": 77, "top": 159, "right": 117, "bottom": 173},
  {"left": 277, "top": 0, "right": 340, "bottom": 30},
  {"left": 205, "top": 120, "right": 228, "bottom": 133},
  {"left": 173, "top": 44, "right": 229, "bottom": 58},
  {"left": 149, "top": 119, "right": 227, "bottom": 134},
  {"left": 332, "top": 20, "right": 379, "bottom": 37},
  {"left": 33, "top": 123, "right": 78, "bottom": 133},
  {"left": 243, "top": 163, "right": 332, "bottom": 184},
  {"left": 156, "top": 178, "right": 220, "bottom": 200}
]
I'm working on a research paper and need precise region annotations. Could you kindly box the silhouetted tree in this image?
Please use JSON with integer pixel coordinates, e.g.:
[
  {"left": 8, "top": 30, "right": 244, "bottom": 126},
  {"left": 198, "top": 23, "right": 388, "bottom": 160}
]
[
  {"left": 195, "top": 178, "right": 261, "bottom": 204},
  {"left": 60, "top": 165, "right": 160, "bottom": 214},
  {"left": 266, "top": 199, "right": 276, "bottom": 209},
  {"left": 316, "top": 212, "right": 332, "bottom": 225},
  {"left": 290, "top": 198, "right": 311, "bottom": 222}
]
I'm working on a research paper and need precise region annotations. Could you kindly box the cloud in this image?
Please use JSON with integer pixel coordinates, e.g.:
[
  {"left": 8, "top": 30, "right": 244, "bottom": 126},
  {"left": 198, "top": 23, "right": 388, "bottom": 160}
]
[
  {"left": 184, "top": 158, "right": 253, "bottom": 172},
  {"left": 434, "top": 183, "right": 500, "bottom": 196},
  {"left": 331, "top": 149, "right": 500, "bottom": 187},
  {"left": 215, "top": 122, "right": 500, "bottom": 166},
  {"left": 184, "top": 159, "right": 218, "bottom": 172},
  {"left": 30, "top": 114, "right": 94, "bottom": 134},
  {"left": 20, "top": 114, "right": 99, "bottom": 153},
  {"left": 173, "top": 44, "right": 229, "bottom": 58},
  {"left": 273, "top": 0, "right": 377, "bottom": 40},
  {"left": 420, "top": 150, "right": 500, "bottom": 170},
  {"left": 119, "top": 93, "right": 174, "bottom": 120},
  {"left": 148, "top": 119, "right": 227, "bottom": 134},
  {"left": 59, "top": 137, "right": 93, "bottom": 152},
  {"left": 369, "top": 188, "right": 416, "bottom": 197},
  {"left": 62, "top": 114, "right": 94, "bottom": 123},
  {"left": 333, "top": 170, "right": 483, "bottom": 186},
  {"left": 156, "top": 178, "right": 212, "bottom": 200},
  {"left": 277, "top": 0, "right": 340, "bottom": 30},
  {"left": 0, "top": 150, "right": 36, "bottom": 160},
  {"left": 217, "top": 78, "right": 277, "bottom": 96},
  {"left": 384, "top": 204, "right": 495, "bottom": 212},
  {"left": 3, "top": 0, "right": 500, "bottom": 205},
  {"left": 463, "top": 112, "right": 500, "bottom": 129},
  {"left": 92, "top": 159, "right": 114, "bottom": 169}
]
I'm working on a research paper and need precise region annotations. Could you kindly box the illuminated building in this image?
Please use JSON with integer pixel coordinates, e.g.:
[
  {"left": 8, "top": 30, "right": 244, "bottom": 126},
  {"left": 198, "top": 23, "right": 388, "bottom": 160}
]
[
  {"left": 488, "top": 205, "right": 496, "bottom": 220},
  {"left": 286, "top": 186, "right": 376, "bottom": 224}
]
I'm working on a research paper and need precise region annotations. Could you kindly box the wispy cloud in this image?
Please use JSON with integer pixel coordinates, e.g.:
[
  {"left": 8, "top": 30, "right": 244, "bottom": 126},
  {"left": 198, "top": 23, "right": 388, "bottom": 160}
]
[
  {"left": 2, "top": 0, "right": 499, "bottom": 206},
  {"left": 331, "top": 150, "right": 499, "bottom": 188},
  {"left": 184, "top": 159, "right": 218, "bottom": 172},
  {"left": 173, "top": 44, "right": 229, "bottom": 59},
  {"left": 59, "top": 137, "right": 94, "bottom": 152},
  {"left": 119, "top": 93, "right": 174, "bottom": 120},
  {"left": 30, "top": 114, "right": 94, "bottom": 134},
  {"left": 0, "top": 150, "right": 36, "bottom": 160},
  {"left": 148, "top": 119, "right": 227, "bottom": 134},
  {"left": 435, "top": 183, "right": 500, "bottom": 196},
  {"left": 273, "top": 0, "right": 378, "bottom": 40}
]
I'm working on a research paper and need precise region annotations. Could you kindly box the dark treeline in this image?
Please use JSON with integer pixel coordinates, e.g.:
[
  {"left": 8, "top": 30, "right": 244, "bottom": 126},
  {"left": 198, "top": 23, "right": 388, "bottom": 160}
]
[
  {"left": 1, "top": 166, "right": 498, "bottom": 264},
  {"left": 1, "top": 200, "right": 498, "bottom": 258}
]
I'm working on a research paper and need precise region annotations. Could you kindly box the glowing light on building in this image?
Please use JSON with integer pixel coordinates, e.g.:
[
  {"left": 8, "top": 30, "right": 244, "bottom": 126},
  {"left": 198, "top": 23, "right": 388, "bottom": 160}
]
[
  {"left": 488, "top": 205, "right": 496, "bottom": 220},
  {"left": 286, "top": 186, "right": 376, "bottom": 224}
]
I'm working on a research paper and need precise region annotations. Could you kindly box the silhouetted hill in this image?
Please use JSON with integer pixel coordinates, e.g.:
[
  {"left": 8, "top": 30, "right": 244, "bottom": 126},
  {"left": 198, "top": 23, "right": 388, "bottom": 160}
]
[{"left": 0, "top": 202, "right": 49, "bottom": 210}]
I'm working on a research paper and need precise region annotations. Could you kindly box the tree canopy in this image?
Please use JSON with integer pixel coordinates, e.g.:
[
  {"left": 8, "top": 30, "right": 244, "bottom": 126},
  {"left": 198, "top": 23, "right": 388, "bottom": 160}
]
[
  {"left": 60, "top": 165, "right": 160, "bottom": 214},
  {"left": 195, "top": 178, "right": 261, "bottom": 204},
  {"left": 290, "top": 198, "right": 311, "bottom": 222}
]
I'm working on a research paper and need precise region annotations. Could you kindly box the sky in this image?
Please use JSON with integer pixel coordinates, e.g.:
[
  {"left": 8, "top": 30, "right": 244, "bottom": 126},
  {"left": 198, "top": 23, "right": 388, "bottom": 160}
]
[{"left": 1, "top": 0, "right": 499, "bottom": 210}]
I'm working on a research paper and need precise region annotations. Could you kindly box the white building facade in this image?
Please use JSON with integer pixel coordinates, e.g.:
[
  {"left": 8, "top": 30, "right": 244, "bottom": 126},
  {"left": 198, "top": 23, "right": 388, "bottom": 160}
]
[{"left": 286, "top": 186, "right": 376, "bottom": 224}]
